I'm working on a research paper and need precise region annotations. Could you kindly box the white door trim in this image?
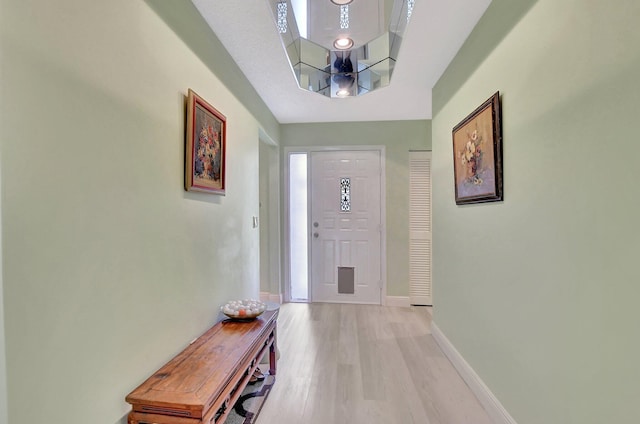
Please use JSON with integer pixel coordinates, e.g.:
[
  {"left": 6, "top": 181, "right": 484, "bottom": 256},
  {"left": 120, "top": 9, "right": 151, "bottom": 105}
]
[
  {"left": 259, "top": 129, "right": 282, "bottom": 303},
  {"left": 284, "top": 145, "right": 387, "bottom": 304}
]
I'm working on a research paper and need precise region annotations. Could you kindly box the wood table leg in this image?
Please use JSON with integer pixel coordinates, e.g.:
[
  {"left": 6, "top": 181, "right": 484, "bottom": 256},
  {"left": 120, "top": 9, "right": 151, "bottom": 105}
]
[{"left": 269, "top": 327, "right": 277, "bottom": 376}]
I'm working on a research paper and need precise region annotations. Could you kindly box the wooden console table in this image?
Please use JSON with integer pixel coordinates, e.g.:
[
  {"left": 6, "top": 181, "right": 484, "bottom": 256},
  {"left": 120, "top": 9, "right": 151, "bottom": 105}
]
[{"left": 126, "top": 309, "right": 278, "bottom": 424}]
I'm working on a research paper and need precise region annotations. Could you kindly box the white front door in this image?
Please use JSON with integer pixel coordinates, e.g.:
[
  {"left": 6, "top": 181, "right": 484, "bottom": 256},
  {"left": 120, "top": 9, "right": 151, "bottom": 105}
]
[{"left": 309, "top": 150, "right": 383, "bottom": 304}]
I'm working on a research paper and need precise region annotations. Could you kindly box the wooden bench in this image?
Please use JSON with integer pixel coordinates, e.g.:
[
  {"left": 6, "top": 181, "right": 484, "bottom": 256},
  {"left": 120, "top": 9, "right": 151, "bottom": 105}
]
[{"left": 126, "top": 309, "right": 278, "bottom": 424}]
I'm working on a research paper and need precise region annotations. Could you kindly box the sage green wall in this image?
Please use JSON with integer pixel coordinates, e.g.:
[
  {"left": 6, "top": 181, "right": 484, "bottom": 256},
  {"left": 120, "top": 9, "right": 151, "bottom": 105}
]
[
  {"left": 281, "top": 121, "right": 431, "bottom": 298},
  {"left": 143, "top": 0, "right": 280, "bottom": 140},
  {"left": 259, "top": 142, "right": 270, "bottom": 293},
  {"left": 0, "top": 0, "right": 277, "bottom": 423},
  {"left": 432, "top": 1, "right": 640, "bottom": 423},
  {"left": 259, "top": 141, "right": 271, "bottom": 293},
  {"left": 0, "top": 162, "right": 6, "bottom": 424}
]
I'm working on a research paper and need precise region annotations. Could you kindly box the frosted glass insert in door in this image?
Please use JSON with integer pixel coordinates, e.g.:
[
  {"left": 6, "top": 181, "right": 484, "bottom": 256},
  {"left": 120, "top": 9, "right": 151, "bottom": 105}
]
[
  {"left": 310, "top": 150, "right": 382, "bottom": 304},
  {"left": 289, "top": 153, "right": 308, "bottom": 301}
]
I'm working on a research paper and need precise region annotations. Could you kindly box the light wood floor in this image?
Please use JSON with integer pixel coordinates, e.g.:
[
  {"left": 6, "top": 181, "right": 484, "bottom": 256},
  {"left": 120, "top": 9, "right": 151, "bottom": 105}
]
[{"left": 255, "top": 303, "right": 492, "bottom": 424}]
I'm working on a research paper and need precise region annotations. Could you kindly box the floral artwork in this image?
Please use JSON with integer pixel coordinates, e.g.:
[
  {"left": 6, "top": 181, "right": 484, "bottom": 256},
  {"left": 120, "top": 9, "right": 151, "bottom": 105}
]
[
  {"left": 194, "top": 108, "right": 222, "bottom": 182},
  {"left": 185, "top": 89, "right": 226, "bottom": 195},
  {"left": 452, "top": 92, "right": 502, "bottom": 204}
]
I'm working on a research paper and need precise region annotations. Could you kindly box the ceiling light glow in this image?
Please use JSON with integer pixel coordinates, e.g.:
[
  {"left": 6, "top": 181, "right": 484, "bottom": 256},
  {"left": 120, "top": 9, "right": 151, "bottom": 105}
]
[{"left": 333, "top": 37, "right": 354, "bottom": 50}]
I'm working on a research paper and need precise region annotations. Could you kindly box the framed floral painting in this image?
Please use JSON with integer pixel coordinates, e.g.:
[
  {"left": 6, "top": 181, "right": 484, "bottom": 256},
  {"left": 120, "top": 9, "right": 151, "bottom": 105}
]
[
  {"left": 185, "top": 89, "right": 226, "bottom": 195},
  {"left": 452, "top": 92, "right": 503, "bottom": 205}
]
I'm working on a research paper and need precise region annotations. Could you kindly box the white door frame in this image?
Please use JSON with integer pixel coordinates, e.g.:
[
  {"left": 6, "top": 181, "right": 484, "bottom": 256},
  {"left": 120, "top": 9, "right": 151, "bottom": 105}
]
[
  {"left": 284, "top": 145, "right": 387, "bottom": 304},
  {"left": 259, "top": 130, "right": 283, "bottom": 304}
]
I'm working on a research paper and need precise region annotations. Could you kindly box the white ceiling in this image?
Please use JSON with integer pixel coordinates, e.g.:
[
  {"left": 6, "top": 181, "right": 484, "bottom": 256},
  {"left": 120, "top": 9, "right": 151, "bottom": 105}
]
[{"left": 190, "top": 0, "right": 492, "bottom": 124}]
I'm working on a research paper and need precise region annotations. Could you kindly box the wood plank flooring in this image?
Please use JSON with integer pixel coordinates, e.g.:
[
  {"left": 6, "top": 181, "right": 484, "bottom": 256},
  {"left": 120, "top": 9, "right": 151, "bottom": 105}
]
[{"left": 255, "top": 303, "right": 492, "bottom": 424}]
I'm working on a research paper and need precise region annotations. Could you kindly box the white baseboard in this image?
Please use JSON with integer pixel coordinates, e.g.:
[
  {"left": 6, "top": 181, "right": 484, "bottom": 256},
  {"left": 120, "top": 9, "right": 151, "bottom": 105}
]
[
  {"left": 269, "top": 293, "right": 282, "bottom": 304},
  {"left": 431, "top": 323, "right": 517, "bottom": 424},
  {"left": 260, "top": 292, "right": 282, "bottom": 304},
  {"left": 385, "top": 296, "right": 410, "bottom": 308}
]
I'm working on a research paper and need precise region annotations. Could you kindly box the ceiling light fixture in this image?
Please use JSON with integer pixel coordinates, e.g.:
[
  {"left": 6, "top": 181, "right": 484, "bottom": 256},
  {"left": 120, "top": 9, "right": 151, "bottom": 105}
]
[
  {"left": 268, "top": 0, "right": 414, "bottom": 98},
  {"left": 333, "top": 37, "right": 353, "bottom": 50}
]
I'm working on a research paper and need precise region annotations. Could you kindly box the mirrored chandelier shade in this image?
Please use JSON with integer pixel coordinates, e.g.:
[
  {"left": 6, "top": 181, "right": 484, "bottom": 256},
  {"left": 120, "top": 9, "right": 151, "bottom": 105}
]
[{"left": 268, "top": 0, "right": 414, "bottom": 98}]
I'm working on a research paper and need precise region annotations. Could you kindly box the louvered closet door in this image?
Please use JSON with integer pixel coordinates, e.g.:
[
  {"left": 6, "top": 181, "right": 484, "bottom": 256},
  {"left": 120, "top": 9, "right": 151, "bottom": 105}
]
[{"left": 409, "top": 151, "right": 432, "bottom": 306}]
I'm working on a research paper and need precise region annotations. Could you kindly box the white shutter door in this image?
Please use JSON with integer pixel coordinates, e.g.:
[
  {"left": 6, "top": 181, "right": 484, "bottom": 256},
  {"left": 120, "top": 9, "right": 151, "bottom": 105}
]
[{"left": 409, "top": 151, "right": 432, "bottom": 306}]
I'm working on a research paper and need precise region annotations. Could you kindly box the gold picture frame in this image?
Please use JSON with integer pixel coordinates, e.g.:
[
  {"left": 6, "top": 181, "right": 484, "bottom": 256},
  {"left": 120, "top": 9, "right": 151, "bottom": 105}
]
[{"left": 185, "top": 89, "right": 226, "bottom": 195}]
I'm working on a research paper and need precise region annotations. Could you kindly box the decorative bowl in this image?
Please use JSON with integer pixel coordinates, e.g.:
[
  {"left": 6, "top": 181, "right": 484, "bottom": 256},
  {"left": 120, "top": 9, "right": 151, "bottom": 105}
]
[{"left": 221, "top": 299, "right": 267, "bottom": 321}]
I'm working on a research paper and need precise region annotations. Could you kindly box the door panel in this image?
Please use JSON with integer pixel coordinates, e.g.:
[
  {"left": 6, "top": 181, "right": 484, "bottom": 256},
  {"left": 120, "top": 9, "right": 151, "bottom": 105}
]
[{"left": 310, "top": 150, "right": 382, "bottom": 304}]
